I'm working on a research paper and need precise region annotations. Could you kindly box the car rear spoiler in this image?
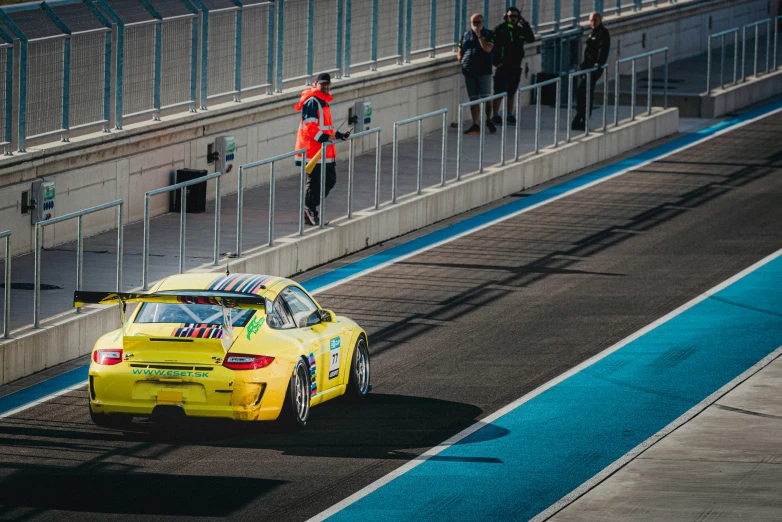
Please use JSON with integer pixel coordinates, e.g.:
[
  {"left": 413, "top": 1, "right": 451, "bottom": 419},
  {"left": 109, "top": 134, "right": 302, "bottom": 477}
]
[{"left": 73, "top": 290, "right": 266, "bottom": 310}]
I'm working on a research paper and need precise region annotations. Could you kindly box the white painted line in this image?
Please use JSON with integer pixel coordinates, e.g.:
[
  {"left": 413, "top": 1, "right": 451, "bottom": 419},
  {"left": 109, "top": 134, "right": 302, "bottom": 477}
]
[
  {"left": 0, "top": 380, "right": 88, "bottom": 420},
  {"left": 531, "top": 344, "right": 782, "bottom": 521},
  {"left": 308, "top": 246, "right": 782, "bottom": 522},
  {"left": 310, "top": 104, "right": 782, "bottom": 297}
]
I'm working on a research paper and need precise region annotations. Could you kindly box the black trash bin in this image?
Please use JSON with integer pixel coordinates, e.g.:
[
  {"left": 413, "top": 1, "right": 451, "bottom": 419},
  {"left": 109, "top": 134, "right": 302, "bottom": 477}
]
[{"left": 170, "top": 169, "right": 208, "bottom": 213}]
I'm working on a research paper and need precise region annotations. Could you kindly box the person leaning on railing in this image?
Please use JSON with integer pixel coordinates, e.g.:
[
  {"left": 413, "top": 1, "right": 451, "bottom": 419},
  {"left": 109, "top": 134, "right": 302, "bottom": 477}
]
[
  {"left": 294, "top": 72, "right": 350, "bottom": 227},
  {"left": 572, "top": 12, "right": 611, "bottom": 131},
  {"left": 491, "top": 6, "right": 535, "bottom": 126},
  {"left": 458, "top": 13, "right": 496, "bottom": 135}
]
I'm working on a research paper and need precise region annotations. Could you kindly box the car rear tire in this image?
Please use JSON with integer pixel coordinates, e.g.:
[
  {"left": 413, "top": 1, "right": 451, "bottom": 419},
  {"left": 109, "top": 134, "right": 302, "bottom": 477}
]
[
  {"left": 345, "top": 335, "right": 371, "bottom": 400},
  {"left": 278, "top": 358, "right": 311, "bottom": 430}
]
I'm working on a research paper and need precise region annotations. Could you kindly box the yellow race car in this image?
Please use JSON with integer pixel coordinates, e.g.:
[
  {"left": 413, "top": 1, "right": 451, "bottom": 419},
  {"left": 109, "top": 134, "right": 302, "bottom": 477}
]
[{"left": 74, "top": 272, "right": 371, "bottom": 430}]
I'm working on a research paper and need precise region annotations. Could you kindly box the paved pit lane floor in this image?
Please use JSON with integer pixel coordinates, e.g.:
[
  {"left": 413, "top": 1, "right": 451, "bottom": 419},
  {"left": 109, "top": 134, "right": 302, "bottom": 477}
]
[{"left": 0, "top": 101, "right": 780, "bottom": 521}]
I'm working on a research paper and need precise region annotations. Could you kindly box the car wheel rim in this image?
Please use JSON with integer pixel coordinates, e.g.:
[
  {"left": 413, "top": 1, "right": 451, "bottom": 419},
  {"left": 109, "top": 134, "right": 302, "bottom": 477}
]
[
  {"left": 295, "top": 365, "right": 309, "bottom": 421},
  {"left": 356, "top": 340, "right": 369, "bottom": 394}
]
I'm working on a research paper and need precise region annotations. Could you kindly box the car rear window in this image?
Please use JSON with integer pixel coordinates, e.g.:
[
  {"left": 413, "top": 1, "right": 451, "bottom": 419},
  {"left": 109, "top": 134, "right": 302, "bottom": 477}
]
[{"left": 135, "top": 303, "right": 256, "bottom": 327}]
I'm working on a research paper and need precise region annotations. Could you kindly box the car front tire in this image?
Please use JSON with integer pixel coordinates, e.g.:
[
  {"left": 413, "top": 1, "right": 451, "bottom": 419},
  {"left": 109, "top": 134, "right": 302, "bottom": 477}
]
[{"left": 346, "top": 335, "right": 371, "bottom": 400}]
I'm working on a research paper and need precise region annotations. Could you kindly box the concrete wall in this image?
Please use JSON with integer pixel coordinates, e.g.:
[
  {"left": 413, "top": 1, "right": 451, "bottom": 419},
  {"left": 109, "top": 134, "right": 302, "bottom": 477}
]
[
  {"left": 0, "top": 108, "right": 679, "bottom": 385},
  {"left": 702, "top": 68, "right": 782, "bottom": 117}
]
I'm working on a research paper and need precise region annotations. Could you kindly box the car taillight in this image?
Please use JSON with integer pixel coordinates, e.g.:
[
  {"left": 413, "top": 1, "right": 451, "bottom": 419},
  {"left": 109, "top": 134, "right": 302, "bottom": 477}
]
[
  {"left": 93, "top": 349, "right": 123, "bottom": 365},
  {"left": 223, "top": 354, "right": 275, "bottom": 370}
]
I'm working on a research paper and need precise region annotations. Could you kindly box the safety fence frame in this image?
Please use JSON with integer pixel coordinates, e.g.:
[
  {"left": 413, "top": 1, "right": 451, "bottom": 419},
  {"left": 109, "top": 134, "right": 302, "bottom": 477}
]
[
  {"left": 33, "top": 199, "right": 124, "bottom": 327},
  {"left": 347, "top": 127, "right": 381, "bottom": 215},
  {"left": 457, "top": 93, "right": 506, "bottom": 178},
  {"left": 142, "top": 171, "right": 222, "bottom": 290},
  {"left": 566, "top": 63, "right": 609, "bottom": 142},
  {"left": 741, "top": 18, "right": 772, "bottom": 82},
  {"left": 514, "top": 76, "right": 561, "bottom": 159},
  {"left": 236, "top": 149, "right": 305, "bottom": 257},
  {"left": 392, "top": 108, "right": 448, "bottom": 203},
  {"left": 614, "top": 47, "right": 668, "bottom": 127},
  {"left": 705, "top": 27, "right": 739, "bottom": 94},
  {"left": 1, "top": 229, "right": 10, "bottom": 338}
]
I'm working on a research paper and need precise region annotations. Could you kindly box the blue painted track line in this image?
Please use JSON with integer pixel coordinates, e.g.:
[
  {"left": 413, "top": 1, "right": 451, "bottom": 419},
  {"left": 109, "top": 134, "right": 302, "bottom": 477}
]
[
  {"left": 0, "top": 365, "right": 88, "bottom": 417},
  {"left": 1, "top": 97, "right": 781, "bottom": 418},
  {"left": 322, "top": 252, "right": 782, "bottom": 522}
]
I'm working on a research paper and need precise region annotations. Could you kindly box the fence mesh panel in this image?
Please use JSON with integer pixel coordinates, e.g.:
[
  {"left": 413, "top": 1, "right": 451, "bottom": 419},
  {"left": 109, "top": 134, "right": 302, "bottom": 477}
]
[
  {"left": 123, "top": 24, "right": 155, "bottom": 115},
  {"left": 241, "top": 5, "right": 271, "bottom": 90},
  {"left": 70, "top": 32, "right": 106, "bottom": 128},
  {"left": 282, "top": 0, "right": 308, "bottom": 82},
  {"left": 487, "top": 0, "right": 506, "bottom": 28},
  {"left": 349, "top": 0, "right": 373, "bottom": 67},
  {"left": 465, "top": 0, "right": 483, "bottom": 21},
  {"left": 435, "top": 0, "right": 457, "bottom": 49},
  {"left": 313, "top": 0, "right": 339, "bottom": 75},
  {"left": 410, "top": 1, "right": 433, "bottom": 55},
  {"left": 161, "top": 18, "right": 194, "bottom": 107},
  {"left": 207, "top": 11, "right": 237, "bottom": 97},
  {"left": 27, "top": 39, "right": 64, "bottom": 138},
  {"left": 377, "top": 0, "right": 400, "bottom": 62},
  {"left": 0, "top": 50, "right": 7, "bottom": 142}
]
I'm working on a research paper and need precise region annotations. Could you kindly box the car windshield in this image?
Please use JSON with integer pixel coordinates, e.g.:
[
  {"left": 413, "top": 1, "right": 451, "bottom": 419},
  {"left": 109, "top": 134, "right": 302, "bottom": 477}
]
[{"left": 135, "top": 303, "right": 256, "bottom": 327}]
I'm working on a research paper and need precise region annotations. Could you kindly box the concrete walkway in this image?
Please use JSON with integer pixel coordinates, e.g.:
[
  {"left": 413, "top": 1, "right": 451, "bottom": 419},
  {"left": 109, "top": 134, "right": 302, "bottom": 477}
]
[
  {"left": 0, "top": 103, "right": 646, "bottom": 332},
  {"left": 551, "top": 351, "right": 782, "bottom": 521}
]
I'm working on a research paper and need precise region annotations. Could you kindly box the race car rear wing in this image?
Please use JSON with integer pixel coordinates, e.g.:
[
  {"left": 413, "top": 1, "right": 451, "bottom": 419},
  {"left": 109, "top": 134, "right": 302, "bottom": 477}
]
[{"left": 73, "top": 290, "right": 266, "bottom": 310}]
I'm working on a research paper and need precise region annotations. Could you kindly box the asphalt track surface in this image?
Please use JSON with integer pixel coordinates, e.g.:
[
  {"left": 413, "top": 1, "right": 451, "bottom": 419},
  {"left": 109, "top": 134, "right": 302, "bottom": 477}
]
[{"left": 1, "top": 108, "right": 781, "bottom": 521}]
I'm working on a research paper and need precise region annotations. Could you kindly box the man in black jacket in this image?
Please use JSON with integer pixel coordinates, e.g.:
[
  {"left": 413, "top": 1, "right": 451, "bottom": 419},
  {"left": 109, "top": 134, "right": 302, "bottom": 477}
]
[
  {"left": 491, "top": 7, "right": 535, "bottom": 126},
  {"left": 572, "top": 12, "right": 610, "bottom": 131}
]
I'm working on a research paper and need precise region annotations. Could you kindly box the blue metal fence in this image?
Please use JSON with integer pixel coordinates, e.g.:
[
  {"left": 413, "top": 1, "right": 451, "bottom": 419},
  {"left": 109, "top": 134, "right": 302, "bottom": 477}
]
[{"left": 0, "top": 0, "right": 683, "bottom": 151}]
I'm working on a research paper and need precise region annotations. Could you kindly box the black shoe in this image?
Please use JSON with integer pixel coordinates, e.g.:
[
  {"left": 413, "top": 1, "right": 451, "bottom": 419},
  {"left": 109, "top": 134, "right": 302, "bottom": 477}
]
[
  {"left": 304, "top": 207, "right": 317, "bottom": 226},
  {"left": 463, "top": 123, "right": 481, "bottom": 135},
  {"left": 571, "top": 116, "right": 585, "bottom": 131},
  {"left": 486, "top": 120, "right": 497, "bottom": 134}
]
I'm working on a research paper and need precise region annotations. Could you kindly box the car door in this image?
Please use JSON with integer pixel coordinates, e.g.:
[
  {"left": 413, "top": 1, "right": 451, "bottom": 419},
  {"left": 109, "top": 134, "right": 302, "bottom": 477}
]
[{"left": 280, "top": 286, "right": 345, "bottom": 394}]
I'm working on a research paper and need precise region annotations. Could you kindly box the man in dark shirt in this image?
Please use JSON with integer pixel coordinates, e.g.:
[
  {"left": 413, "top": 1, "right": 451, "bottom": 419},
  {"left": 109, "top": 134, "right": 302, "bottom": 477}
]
[
  {"left": 572, "top": 12, "right": 611, "bottom": 131},
  {"left": 491, "top": 7, "right": 535, "bottom": 126},
  {"left": 458, "top": 13, "right": 496, "bottom": 134}
]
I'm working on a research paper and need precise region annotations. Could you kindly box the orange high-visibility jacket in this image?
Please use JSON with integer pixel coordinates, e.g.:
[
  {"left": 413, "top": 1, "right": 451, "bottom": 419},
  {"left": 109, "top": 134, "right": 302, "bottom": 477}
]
[{"left": 294, "top": 87, "right": 336, "bottom": 167}]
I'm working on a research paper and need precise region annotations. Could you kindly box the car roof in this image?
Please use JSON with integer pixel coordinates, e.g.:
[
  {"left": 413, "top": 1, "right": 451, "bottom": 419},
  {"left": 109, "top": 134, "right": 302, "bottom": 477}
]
[{"left": 151, "top": 273, "right": 291, "bottom": 296}]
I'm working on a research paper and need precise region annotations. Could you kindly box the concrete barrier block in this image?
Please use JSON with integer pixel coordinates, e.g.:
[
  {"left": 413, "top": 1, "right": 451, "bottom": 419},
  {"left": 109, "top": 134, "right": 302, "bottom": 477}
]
[{"left": 3, "top": 337, "right": 25, "bottom": 384}]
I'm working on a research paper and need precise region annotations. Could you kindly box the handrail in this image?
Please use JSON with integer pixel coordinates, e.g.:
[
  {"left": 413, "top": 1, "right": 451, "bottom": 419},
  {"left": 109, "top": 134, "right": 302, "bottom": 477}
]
[
  {"left": 142, "top": 172, "right": 222, "bottom": 290},
  {"left": 566, "top": 65, "right": 608, "bottom": 142},
  {"left": 1, "top": 229, "right": 10, "bottom": 338},
  {"left": 347, "top": 128, "right": 382, "bottom": 216},
  {"left": 236, "top": 149, "right": 306, "bottom": 256},
  {"left": 742, "top": 18, "right": 772, "bottom": 82},
  {"left": 515, "top": 76, "right": 561, "bottom": 158},
  {"left": 392, "top": 109, "right": 448, "bottom": 203},
  {"left": 457, "top": 93, "right": 507, "bottom": 179},
  {"left": 614, "top": 47, "right": 669, "bottom": 127},
  {"left": 706, "top": 27, "right": 740, "bottom": 93},
  {"left": 34, "top": 200, "right": 124, "bottom": 327}
]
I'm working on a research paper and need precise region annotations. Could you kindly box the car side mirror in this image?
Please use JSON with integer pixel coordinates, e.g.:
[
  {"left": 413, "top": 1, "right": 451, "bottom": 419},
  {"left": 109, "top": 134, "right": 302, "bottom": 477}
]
[
  {"left": 304, "top": 310, "right": 322, "bottom": 327},
  {"left": 320, "top": 309, "right": 335, "bottom": 323}
]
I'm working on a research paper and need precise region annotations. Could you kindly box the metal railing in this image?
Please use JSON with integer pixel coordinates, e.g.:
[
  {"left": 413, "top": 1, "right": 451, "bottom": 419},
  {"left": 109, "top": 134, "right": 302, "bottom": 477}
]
[
  {"left": 515, "top": 76, "right": 561, "bottom": 159},
  {"left": 142, "top": 172, "right": 222, "bottom": 290},
  {"left": 1, "top": 229, "right": 9, "bottom": 338},
  {"left": 457, "top": 93, "right": 507, "bottom": 178},
  {"left": 742, "top": 18, "right": 772, "bottom": 82},
  {"left": 775, "top": 16, "right": 781, "bottom": 73},
  {"left": 392, "top": 109, "right": 448, "bottom": 203},
  {"left": 347, "top": 127, "right": 382, "bottom": 215},
  {"left": 566, "top": 64, "right": 609, "bottom": 142},
  {"left": 614, "top": 47, "right": 669, "bottom": 127},
  {"left": 33, "top": 200, "right": 124, "bottom": 328},
  {"left": 706, "top": 27, "right": 740, "bottom": 94},
  {"left": 236, "top": 149, "right": 306, "bottom": 257}
]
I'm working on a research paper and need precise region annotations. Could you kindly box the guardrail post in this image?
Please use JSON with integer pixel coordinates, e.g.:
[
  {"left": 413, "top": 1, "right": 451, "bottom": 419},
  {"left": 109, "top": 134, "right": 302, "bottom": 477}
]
[
  {"left": 478, "top": 102, "right": 485, "bottom": 173},
  {"left": 200, "top": 11, "right": 208, "bottom": 109},
  {"left": 153, "top": 21, "right": 162, "bottom": 119},
  {"left": 614, "top": 61, "right": 619, "bottom": 126},
  {"left": 234, "top": 8, "right": 242, "bottom": 100},
  {"left": 117, "top": 203, "right": 123, "bottom": 291},
  {"left": 375, "top": 131, "right": 381, "bottom": 207},
  {"left": 236, "top": 166, "right": 244, "bottom": 256},
  {"left": 343, "top": 0, "right": 351, "bottom": 76},
  {"left": 753, "top": 24, "right": 759, "bottom": 78},
  {"left": 276, "top": 0, "right": 284, "bottom": 92},
  {"left": 554, "top": 79, "right": 560, "bottom": 147},
  {"left": 733, "top": 32, "right": 738, "bottom": 85},
  {"left": 774, "top": 17, "right": 779, "bottom": 72},
  {"left": 741, "top": 25, "right": 746, "bottom": 82},
  {"left": 62, "top": 37, "right": 71, "bottom": 142},
  {"left": 500, "top": 95, "right": 506, "bottom": 166},
  {"left": 429, "top": 0, "right": 436, "bottom": 58},
  {"left": 392, "top": 124, "right": 399, "bottom": 200},
  {"left": 534, "top": 87, "right": 541, "bottom": 153},
  {"left": 143, "top": 195, "right": 150, "bottom": 289},
  {"left": 706, "top": 35, "right": 712, "bottom": 94},
  {"left": 266, "top": 4, "right": 274, "bottom": 94},
  {"left": 440, "top": 111, "right": 447, "bottom": 186},
  {"left": 602, "top": 66, "right": 608, "bottom": 131},
  {"left": 416, "top": 119, "right": 423, "bottom": 194},
  {"left": 371, "top": 0, "right": 378, "bottom": 69},
  {"left": 646, "top": 54, "right": 652, "bottom": 115},
  {"left": 397, "top": 0, "right": 404, "bottom": 65},
  {"left": 179, "top": 184, "right": 187, "bottom": 272},
  {"left": 214, "top": 175, "right": 221, "bottom": 263},
  {"left": 348, "top": 138, "right": 355, "bottom": 217},
  {"left": 336, "top": 0, "right": 344, "bottom": 78},
  {"left": 630, "top": 59, "right": 636, "bottom": 120},
  {"left": 765, "top": 20, "right": 770, "bottom": 75},
  {"left": 299, "top": 162, "right": 306, "bottom": 235},
  {"left": 307, "top": 0, "right": 314, "bottom": 83},
  {"left": 585, "top": 70, "right": 591, "bottom": 136},
  {"left": 319, "top": 142, "right": 326, "bottom": 228},
  {"left": 456, "top": 107, "right": 463, "bottom": 180},
  {"left": 190, "top": 16, "right": 198, "bottom": 109},
  {"left": 514, "top": 89, "right": 520, "bottom": 161},
  {"left": 405, "top": 0, "right": 412, "bottom": 63},
  {"left": 664, "top": 49, "right": 668, "bottom": 108},
  {"left": 566, "top": 73, "right": 573, "bottom": 142},
  {"left": 33, "top": 224, "right": 41, "bottom": 328},
  {"left": 269, "top": 162, "right": 275, "bottom": 246},
  {"left": 719, "top": 34, "right": 725, "bottom": 89},
  {"left": 3, "top": 233, "right": 11, "bottom": 338},
  {"left": 76, "top": 216, "right": 83, "bottom": 313},
  {"left": 554, "top": 0, "right": 560, "bottom": 32}
]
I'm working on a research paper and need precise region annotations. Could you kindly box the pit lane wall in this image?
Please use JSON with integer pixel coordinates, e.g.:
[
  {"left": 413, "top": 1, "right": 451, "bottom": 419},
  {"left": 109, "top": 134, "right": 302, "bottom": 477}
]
[
  {"left": 0, "top": 0, "right": 763, "bottom": 257},
  {"left": 0, "top": 107, "right": 679, "bottom": 385}
]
